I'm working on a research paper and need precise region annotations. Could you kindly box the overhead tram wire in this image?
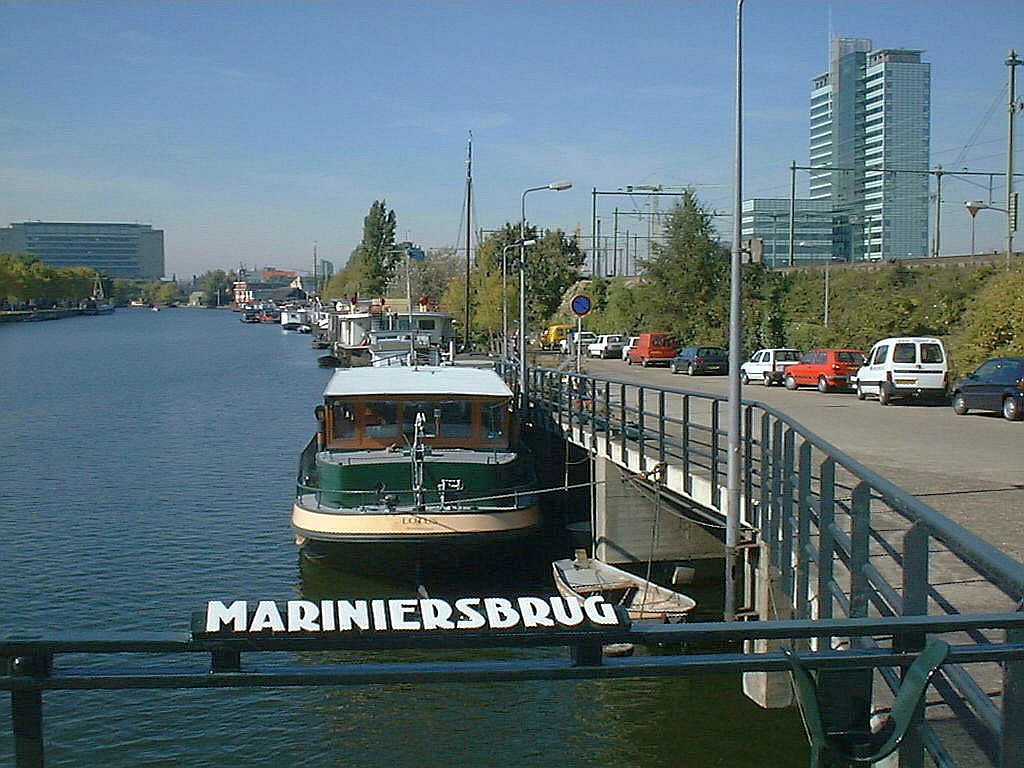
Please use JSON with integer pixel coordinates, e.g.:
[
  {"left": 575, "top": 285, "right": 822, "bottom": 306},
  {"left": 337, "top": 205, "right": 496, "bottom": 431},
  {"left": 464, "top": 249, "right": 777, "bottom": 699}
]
[{"left": 951, "top": 85, "right": 1008, "bottom": 169}]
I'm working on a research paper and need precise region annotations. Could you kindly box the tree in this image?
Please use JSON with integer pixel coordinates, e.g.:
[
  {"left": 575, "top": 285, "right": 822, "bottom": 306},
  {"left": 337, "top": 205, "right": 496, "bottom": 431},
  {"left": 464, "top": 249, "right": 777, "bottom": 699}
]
[
  {"left": 336, "top": 200, "right": 398, "bottom": 298},
  {"left": 637, "top": 190, "right": 730, "bottom": 344},
  {"left": 196, "top": 269, "right": 238, "bottom": 306}
]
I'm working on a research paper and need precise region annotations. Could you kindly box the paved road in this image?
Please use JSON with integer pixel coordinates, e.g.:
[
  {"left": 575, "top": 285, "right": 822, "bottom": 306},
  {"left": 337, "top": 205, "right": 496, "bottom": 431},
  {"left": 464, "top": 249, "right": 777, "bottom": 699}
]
[{"left": 547, "top": 353, "right": 1024, "bottom": 560}]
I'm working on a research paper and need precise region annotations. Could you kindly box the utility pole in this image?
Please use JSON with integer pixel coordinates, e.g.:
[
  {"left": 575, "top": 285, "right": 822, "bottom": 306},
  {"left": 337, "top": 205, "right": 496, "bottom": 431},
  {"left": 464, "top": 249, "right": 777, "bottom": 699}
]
[
  {"left": 1007, "top": 49, "right": 1021, "bottom": 264},
  {"left": 789, "top": 161, "right": 797, "bottom": 267},
  {"left": 463, "top": 132, "right": 473, "bottom": 349},
  {"left": 933, "top": 168, "right": 943, "bottom": 257},
  {"left": 595, "top": 218, "right": 602, "bottom": 278},
  {"left": 612, "top": 207, "right": 619, "bottom": 277}
]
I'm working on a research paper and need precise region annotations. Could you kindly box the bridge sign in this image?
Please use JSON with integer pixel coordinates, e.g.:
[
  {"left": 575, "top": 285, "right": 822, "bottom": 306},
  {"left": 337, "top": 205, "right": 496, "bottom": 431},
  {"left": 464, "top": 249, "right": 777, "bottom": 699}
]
[{"left": 570, "top": 294, "right": 592, "bottom": 317}]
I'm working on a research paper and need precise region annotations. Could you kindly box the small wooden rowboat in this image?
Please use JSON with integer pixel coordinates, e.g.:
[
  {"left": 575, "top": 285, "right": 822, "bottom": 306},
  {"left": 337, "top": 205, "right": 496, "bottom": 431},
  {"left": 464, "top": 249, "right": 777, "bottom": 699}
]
[{"left": 552, "top": 550, "right": 696, "bottom": 623}]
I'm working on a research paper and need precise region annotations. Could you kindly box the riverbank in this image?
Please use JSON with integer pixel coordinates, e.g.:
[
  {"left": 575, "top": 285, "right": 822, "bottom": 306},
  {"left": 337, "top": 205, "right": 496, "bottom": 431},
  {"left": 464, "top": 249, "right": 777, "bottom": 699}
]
[{"left": 0, "top": 308, "right": 88, "bottom": 323}]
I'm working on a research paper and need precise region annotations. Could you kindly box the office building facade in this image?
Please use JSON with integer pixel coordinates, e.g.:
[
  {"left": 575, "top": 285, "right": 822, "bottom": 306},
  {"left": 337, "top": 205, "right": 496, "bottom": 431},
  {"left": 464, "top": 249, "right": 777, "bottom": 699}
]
[
  {"left": 0, "top": 222, "right": 165, "bottom": 279},
  {"left": 740, "top": 198, "right": 834, "bottom": 267},
  {"left": 809, "top": 39, "right": 931, "bottom": 261}
]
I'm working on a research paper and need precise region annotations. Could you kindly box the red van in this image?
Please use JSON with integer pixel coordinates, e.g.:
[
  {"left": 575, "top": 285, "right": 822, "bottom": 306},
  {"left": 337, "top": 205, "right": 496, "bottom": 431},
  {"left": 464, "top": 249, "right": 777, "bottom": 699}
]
[
  {"left": 783, "top": 348, "right": 865, "bottom": 392},
  {"left": 626, "top": 333, "right": 678, "bottom": 367}
]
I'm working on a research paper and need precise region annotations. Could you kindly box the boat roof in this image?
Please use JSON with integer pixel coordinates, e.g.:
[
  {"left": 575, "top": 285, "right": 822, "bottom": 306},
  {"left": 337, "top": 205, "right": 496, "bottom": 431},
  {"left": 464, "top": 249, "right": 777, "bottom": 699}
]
[{"left": 324, "top": 365, "right": 513, "bottom": 398}]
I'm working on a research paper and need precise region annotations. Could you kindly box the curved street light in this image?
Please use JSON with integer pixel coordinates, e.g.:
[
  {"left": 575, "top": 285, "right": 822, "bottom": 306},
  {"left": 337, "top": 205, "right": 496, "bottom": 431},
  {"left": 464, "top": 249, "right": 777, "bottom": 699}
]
[
  {"left": 964, "top": 200, "right": 1009, "bottom": 258},
  {"left": 519, "top": 182, "right": 572, "bottom": 407}
]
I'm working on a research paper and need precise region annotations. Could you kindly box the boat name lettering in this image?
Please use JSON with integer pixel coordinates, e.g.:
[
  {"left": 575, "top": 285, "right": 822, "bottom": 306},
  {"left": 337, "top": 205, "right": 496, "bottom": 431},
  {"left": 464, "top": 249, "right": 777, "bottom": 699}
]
[{"left": 202, "top": 596, "right": 621, "bottom": 634}]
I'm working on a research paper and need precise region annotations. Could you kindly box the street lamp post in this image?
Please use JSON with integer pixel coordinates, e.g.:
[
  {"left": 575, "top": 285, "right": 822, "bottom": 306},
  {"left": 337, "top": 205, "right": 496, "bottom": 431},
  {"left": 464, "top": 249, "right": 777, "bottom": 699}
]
[
  {"left": 966, "top": 200, "right": 1010, "bottom": 259},
  {"left": 502, "top": 239, "right": 535, "bottom": 363},
  {"left": 725, "top": 0, "right": 744, "bottom": 622},
  {"left": 520, "top": 181, "right": 572, "bottom": 408}
]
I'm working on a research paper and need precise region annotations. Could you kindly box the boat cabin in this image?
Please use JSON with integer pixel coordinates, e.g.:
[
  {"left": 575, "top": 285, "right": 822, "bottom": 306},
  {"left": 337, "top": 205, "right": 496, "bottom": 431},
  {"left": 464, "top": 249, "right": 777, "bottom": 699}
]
[{"left": 316, "top": 366, "right": 512, "bottom": 451}]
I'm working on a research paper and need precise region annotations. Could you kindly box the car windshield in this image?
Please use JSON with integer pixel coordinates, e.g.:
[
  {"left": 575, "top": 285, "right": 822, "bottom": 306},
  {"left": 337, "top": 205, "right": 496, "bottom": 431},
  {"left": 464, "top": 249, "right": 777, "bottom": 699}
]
[
  {"left": 777, "top": 350, "right": 801, "bottom": 362},
  {"left": 836, "top": 351, "right": 864, "bottom": 364},
  {"left": 698, "top": 347, "right": 724, "bottom": 356}
]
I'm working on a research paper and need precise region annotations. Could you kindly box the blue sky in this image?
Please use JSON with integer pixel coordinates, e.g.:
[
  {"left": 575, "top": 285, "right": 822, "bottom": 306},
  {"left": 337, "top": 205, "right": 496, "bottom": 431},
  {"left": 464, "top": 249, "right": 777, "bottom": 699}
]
[{"left": 2, "top": 1, "right": 1021, "bottom": 276}]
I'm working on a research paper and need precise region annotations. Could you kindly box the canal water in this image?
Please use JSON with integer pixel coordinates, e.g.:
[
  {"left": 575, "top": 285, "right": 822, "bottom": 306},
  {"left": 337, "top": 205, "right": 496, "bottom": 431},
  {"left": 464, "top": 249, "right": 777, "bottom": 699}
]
[{"left": 0, "top": 309, "right": 806, "bottom": 766}]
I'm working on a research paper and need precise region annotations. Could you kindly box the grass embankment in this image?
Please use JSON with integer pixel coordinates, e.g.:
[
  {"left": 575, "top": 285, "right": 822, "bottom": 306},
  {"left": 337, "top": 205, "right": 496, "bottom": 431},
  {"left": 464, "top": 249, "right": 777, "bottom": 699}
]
[{"left": 779, "top": 259, "right": 1024, "bottom": 376}]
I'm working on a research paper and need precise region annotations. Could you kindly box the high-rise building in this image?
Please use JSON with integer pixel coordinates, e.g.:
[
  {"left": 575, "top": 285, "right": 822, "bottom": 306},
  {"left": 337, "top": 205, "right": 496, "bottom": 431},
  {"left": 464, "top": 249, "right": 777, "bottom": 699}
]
[
  {"left": 810, "top": 39, "right": 931, "bottom": 261},
  {"left": 0, "top": 222, "right": 165, "bottom": 279}
]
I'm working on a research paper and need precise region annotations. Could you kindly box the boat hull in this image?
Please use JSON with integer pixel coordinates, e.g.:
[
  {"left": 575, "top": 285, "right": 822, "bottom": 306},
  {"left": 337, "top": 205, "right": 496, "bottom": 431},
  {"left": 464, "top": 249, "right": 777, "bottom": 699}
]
[{"left": 292, "top": 495, "right": 542, "bottom": 544}]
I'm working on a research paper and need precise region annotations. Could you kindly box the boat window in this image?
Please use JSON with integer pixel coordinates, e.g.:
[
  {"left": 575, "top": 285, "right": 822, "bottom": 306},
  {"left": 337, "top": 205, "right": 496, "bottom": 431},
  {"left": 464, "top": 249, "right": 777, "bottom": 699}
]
[
  {"left": 330, "top": 401, "right": 356, "bottom": 440},
  {"left": 483, "top": 402, "right": 506, "bottom": 440},
  {"left": 418, "top": 319, "right": 436, "bottom": 330},
  {"left": 402, "top": 401, "right": 440, "bottom": 438},
  {"left": 439, "top": 400, "right": 471, "bottom": 438},
  {"left": 363, "top": 401, "right": 400, "bottom": 438}
]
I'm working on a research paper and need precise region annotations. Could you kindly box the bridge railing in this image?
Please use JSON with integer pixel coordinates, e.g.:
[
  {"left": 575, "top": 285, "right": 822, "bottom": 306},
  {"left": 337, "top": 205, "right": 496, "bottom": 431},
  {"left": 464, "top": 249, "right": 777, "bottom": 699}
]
[
  {"left": 524, "top": 365, "right": 1024, "bottom": 768},
  {"left": 4, "top": 615, "right": 1023, "bottom": 768}
]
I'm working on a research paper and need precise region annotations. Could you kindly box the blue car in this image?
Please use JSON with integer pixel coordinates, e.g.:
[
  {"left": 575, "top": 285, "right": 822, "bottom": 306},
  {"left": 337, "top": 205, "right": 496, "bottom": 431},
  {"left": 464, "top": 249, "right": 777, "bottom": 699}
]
[
  {"left": 671, "top": 346, "right": 729, "bottom": 375},
  {"left": 951, "top": 357, "right": 1024, "bottom": 421}
]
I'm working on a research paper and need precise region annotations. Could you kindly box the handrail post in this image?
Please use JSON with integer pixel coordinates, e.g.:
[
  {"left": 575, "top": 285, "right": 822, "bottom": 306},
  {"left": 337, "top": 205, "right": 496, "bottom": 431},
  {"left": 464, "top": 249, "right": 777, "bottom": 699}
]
[
  {"left": 899, "top": 523, "right": 930, "bottom": 768},
  {"left": 817, "top": 458, "right": 836, "bottom": 648},
  {"left": 780, "top": 428, "right": 796, "bottom": 600},
  {"left": 12, "top": 690, "right": 44, "bottom": 768},
  {"left": 711, "top": 400, "right": 721, "bottom": 507},
  {"left": 619, "top": 382, "right": 627, "bottom": 463},
  {"left": 796, "top": 441, "right": 812, "bottom": 620},
  {"left": 1003, "top": 623, "right": 1024, "bottom": 768},
  {"left": 682, "top": 395, "right": 691, "bottom": 494},
  {"left": 637, "top": 387, "right": 646, "bottom": 472},
  {"left": 658, "top": 390, "right": 666, "bottom": 465}
]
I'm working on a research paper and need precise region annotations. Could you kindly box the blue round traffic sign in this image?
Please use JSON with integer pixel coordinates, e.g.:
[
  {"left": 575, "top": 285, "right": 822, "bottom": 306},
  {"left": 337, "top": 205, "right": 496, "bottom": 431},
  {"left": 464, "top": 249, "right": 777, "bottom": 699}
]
[{"left": 571, "top": 294, "right": 592, "bottom": 316}]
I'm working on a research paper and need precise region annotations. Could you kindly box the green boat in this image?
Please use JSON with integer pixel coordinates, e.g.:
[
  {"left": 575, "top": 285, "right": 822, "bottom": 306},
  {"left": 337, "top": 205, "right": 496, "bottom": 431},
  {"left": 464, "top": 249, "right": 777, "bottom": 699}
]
[{"left": 292, "top": 365, "right": 541, "bottom": 567}]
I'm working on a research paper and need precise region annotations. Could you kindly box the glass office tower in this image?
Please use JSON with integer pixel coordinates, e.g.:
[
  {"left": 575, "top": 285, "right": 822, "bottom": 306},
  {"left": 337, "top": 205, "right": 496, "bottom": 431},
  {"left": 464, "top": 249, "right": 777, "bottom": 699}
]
[{"left": 809, "top": 39, "right": 931, "bottom": 261}]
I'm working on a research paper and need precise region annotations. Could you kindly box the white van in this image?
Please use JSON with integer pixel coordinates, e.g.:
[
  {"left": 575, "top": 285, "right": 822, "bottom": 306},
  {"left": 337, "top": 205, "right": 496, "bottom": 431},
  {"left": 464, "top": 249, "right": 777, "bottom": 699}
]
[{"left": 854, "top": 337, "right": 949, "bottom": 405}]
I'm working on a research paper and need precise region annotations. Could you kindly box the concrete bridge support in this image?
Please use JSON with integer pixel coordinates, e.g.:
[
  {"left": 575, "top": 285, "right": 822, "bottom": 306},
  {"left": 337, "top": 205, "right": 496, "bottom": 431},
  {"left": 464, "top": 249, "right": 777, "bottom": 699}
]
[{"left": 592, "top": 456, "right": 723, "bottom": 565}]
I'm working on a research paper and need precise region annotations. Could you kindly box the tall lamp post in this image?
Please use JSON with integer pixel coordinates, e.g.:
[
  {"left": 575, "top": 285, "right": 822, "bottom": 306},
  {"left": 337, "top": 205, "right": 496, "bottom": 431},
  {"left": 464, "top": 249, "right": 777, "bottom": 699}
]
[
  {"left": 520, "top": 181, "right": 572, "bottom": 408},
  {"left": 502, "top": 239, "right": 535, "bottom": 363},
  {"left": 724, "top": 0, "right": 744, "bottom": 622}
]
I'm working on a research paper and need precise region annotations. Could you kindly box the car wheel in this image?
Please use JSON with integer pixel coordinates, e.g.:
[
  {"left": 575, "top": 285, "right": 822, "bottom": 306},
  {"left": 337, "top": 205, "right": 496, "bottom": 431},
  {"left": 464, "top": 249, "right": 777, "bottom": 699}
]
[
  {"left": 641, "top": 358, "right": 648, "bottom": 368},
  {"left": 856, "top": 383, "right": 866, "bottom": 400},
  {"left": 952, "top": 392, "right": 968, "bottom": 416},
  {"left": 687, "top": 363, "right": 695, "bottom": 376},
  {"left": 817, "top": 377, "right": 830, "bottom": 394},
  {"left": 741, "top": 371, "right": 750, "bottom": 385},
  {"left": 671, "top": 362, "right": 679, "bottom": 374},
  {"left": 878, "top": 384, "right": 892, "bottom": 406},
  {"left": 763, "top": 373, "right": 773, "bottom": 387},
  {"left": 1003, "top": 396, "right": 1024, "bottom": 422},
  {"left": 784, "top": 374, "right": 797, "bottom": 390}
]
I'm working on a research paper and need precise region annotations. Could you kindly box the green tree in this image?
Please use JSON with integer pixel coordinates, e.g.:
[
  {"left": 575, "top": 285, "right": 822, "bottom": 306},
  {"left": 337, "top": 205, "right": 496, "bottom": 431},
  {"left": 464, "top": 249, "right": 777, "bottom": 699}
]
[
  {"left": 637, "top": 190, "right": 730, "bottom": 344},
  {"left": 334, "top": 200, "right": 399, "bottom": 298},
  {"left": 196, "top": 269, "right": 238, "bottom": 306}
]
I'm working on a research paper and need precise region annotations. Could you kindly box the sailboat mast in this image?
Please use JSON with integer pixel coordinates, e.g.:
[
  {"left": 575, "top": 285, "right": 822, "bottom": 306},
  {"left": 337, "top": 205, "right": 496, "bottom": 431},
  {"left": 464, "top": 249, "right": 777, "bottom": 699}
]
[
  {"left": 463, "top": 131, "right": 472, "bottom": 350},
  {"left": 312, "top": 241, "right": 318, "bottom": 297}
]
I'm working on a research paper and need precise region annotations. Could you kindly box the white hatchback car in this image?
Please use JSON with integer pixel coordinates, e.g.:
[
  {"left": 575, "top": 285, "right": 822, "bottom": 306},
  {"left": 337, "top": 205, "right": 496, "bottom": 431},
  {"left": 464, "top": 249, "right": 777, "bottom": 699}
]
[
  {"left": 621, "top": 336, "right": 640, "bottom": 361},
  {"left": 740, "top": 348, "right": 802, "bottom": 386},
  {"left": 855, "top": 337, "right": 949, "bottom": 405}
]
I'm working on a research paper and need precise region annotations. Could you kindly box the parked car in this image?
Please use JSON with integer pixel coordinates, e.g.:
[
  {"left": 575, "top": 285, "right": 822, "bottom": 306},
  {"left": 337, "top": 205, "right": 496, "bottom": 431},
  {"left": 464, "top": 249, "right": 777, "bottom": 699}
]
[
  {"left": 950, "top": 357, "right": 1024, "bottom": 421},
  {"left": 621, "top": 336, "right": 640, "bottom": 361},
  {"left": 588, "top": 334, "right": 626, "bottom": 359},
  {"left": 740, "top": 348, "right": 802, "bottom": 386},
  {"left": 560, "top": 331, "right": 597, "bottom": 355},
  {"left": 626, "top": 333, "right": 678, "bottom": 367},
  {"left": 855, "top": 337, "right": 948, "bottom": 405},
  {"left": 671, "top": 346, "right": 728, "bottom": 375},
  {"left": 540, "top": 324, "right": 571, "bottom": 350},
  {"left": 783, "top": 348, "right": 865, "bottom": 392}
]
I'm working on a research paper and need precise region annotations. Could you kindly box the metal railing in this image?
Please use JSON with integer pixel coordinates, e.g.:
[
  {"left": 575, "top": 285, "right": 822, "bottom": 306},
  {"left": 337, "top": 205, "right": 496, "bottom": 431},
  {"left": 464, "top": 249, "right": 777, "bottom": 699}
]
[
  {"left": 4, "top": 615, "right": 1023, "bottom": 767},
  {"left": 523, "top": 365, "right": 1024, "bottom": 768}
]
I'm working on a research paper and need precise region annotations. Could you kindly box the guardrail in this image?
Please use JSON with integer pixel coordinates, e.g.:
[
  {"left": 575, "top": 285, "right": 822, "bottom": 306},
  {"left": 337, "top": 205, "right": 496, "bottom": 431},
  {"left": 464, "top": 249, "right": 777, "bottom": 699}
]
[
  {"left": 523, "top": 365, "right": 1024, "bottom": 767},
  {"left": 4, "top": 615, "right": 1023, "bottom": 768}
]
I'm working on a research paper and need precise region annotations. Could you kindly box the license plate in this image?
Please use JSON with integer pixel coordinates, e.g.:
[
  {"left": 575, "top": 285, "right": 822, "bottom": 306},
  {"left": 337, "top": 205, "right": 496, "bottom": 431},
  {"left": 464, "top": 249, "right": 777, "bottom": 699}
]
[{"left": 895, "top": 378, "right": 915, "bottom": 385}]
